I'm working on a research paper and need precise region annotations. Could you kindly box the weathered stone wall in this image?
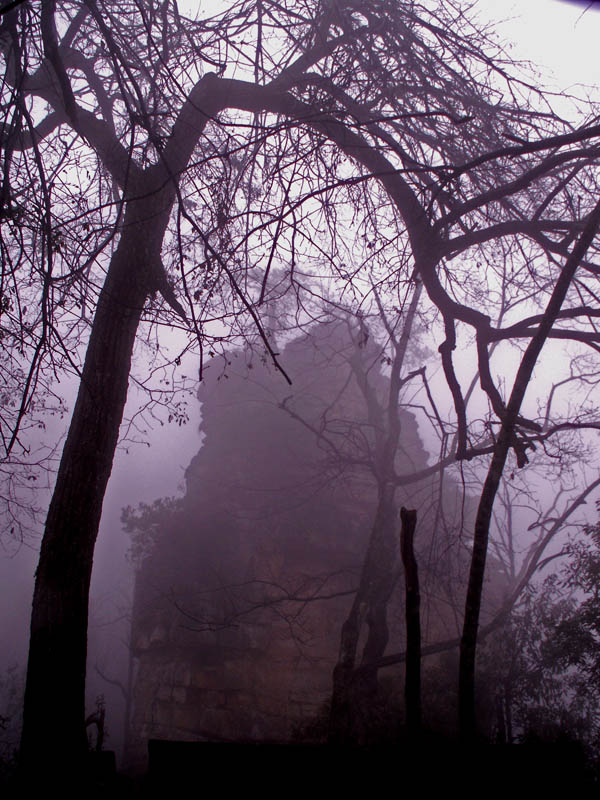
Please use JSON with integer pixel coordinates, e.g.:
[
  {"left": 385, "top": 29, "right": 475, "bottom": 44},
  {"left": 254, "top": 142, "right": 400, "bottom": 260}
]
[
  {"left": 124, "top": 321, "right": 473, "bottom": 769},
  {"left": 127, "top": 529, "right": 364, "bottom": 767}
]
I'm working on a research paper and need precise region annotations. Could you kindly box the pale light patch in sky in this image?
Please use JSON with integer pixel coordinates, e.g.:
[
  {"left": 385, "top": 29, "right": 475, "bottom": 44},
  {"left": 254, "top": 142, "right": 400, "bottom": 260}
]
[
  {"left": 476, "top": 0, "right": 600, "bottom": 92},
  {"left": 439, "top": 1, "right": 600, "bottom": 425}
]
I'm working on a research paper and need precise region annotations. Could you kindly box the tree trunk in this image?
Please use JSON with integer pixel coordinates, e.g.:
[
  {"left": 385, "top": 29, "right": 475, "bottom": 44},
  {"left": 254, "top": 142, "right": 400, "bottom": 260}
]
[
  {"left": 328, "top": 482, "right": 398, "bottom": 744},
  {"left": 20, "top": 191, "right": 169, "bottom": 775},
  {"left": 400, "top": 507, "right": 420, "bottom": 735},
  {"left": 458, "top": 433, "right": 510, "bottom": 741},
  {"left": 458, "top": 195, "right": 600, "bottom": 741}
]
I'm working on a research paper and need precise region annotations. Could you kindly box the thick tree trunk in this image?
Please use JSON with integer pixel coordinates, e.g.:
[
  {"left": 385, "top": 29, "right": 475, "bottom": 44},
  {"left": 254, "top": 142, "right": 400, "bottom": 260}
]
[
  {"left": 400, "top": 507, "right": 420, "bottom": 735},
  {"left": 20, "top": 192, "right": 170, "bottom": 775}
]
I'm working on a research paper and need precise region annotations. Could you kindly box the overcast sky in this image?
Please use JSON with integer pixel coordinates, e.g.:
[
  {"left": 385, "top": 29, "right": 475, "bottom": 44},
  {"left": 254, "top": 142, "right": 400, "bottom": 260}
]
[{"left": 478, "top": 0, "right": 600, "bottom": 92}]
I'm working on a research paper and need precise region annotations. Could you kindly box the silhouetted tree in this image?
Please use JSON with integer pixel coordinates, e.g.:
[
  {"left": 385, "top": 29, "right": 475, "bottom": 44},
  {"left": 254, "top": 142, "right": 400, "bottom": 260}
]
[{"left": 2, "top": 0, "right": 600, "bottom": 769}]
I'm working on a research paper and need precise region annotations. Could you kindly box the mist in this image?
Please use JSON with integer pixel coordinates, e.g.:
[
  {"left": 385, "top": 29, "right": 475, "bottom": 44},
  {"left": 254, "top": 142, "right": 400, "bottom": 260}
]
[
  {"left": 3, "top": 0, "right": 600, "bottom": 792},
  {"left": 0, "top": 370, "right": 202, "bottom": 763}
]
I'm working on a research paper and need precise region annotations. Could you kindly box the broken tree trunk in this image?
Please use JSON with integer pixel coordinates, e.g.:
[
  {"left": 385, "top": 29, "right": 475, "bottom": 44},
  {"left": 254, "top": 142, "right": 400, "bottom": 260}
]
[{"left": 400, "top": 507, "right": 420, "bottom": 735}]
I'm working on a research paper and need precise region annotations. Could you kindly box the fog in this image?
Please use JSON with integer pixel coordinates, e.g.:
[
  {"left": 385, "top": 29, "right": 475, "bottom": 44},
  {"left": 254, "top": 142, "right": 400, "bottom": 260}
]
[
  {"left": 0, "top": 366, "right": 202, "bottom": 761},
  {"left": 3, "top": 0, "right": 600, "bottom": 787}
]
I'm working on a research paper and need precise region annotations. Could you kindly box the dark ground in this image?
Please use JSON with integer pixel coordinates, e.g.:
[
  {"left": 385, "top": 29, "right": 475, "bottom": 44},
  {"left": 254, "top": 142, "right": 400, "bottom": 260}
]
[{"left": 3, "top": 739, "right": 597, "bottom": 797}]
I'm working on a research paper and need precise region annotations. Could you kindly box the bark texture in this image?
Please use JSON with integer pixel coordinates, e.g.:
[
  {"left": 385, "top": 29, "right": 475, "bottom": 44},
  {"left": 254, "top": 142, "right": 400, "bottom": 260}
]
[
  {"left": 20, "top": 192, "right": 170, "bottom": 772},
  {"left": 18, "top": 63, "right": 222, "bottom": 770}
]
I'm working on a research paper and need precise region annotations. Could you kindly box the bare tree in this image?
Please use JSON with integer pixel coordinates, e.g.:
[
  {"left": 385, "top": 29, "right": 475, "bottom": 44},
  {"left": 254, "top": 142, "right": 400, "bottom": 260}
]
[
  {"left": 2, "top": 0, "right": 600, "bottom": 771},
  {"left": 325, "top": 287, "right": 428, "bottom": 743},
  {"left": 458, "top": 202, "right": 600, "bottom": 739}
]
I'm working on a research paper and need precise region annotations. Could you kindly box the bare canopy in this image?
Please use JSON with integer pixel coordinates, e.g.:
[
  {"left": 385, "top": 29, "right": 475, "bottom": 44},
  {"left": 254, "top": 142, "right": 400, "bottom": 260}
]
[{"left": 2, "top": 0, "right": 600, "bottom": 768}]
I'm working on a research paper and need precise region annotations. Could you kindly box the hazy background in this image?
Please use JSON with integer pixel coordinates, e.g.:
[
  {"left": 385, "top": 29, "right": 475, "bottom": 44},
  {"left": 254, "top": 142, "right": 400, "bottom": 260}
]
[{"left": 1, "top": 0, "right": 599, "bottom": 764}]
